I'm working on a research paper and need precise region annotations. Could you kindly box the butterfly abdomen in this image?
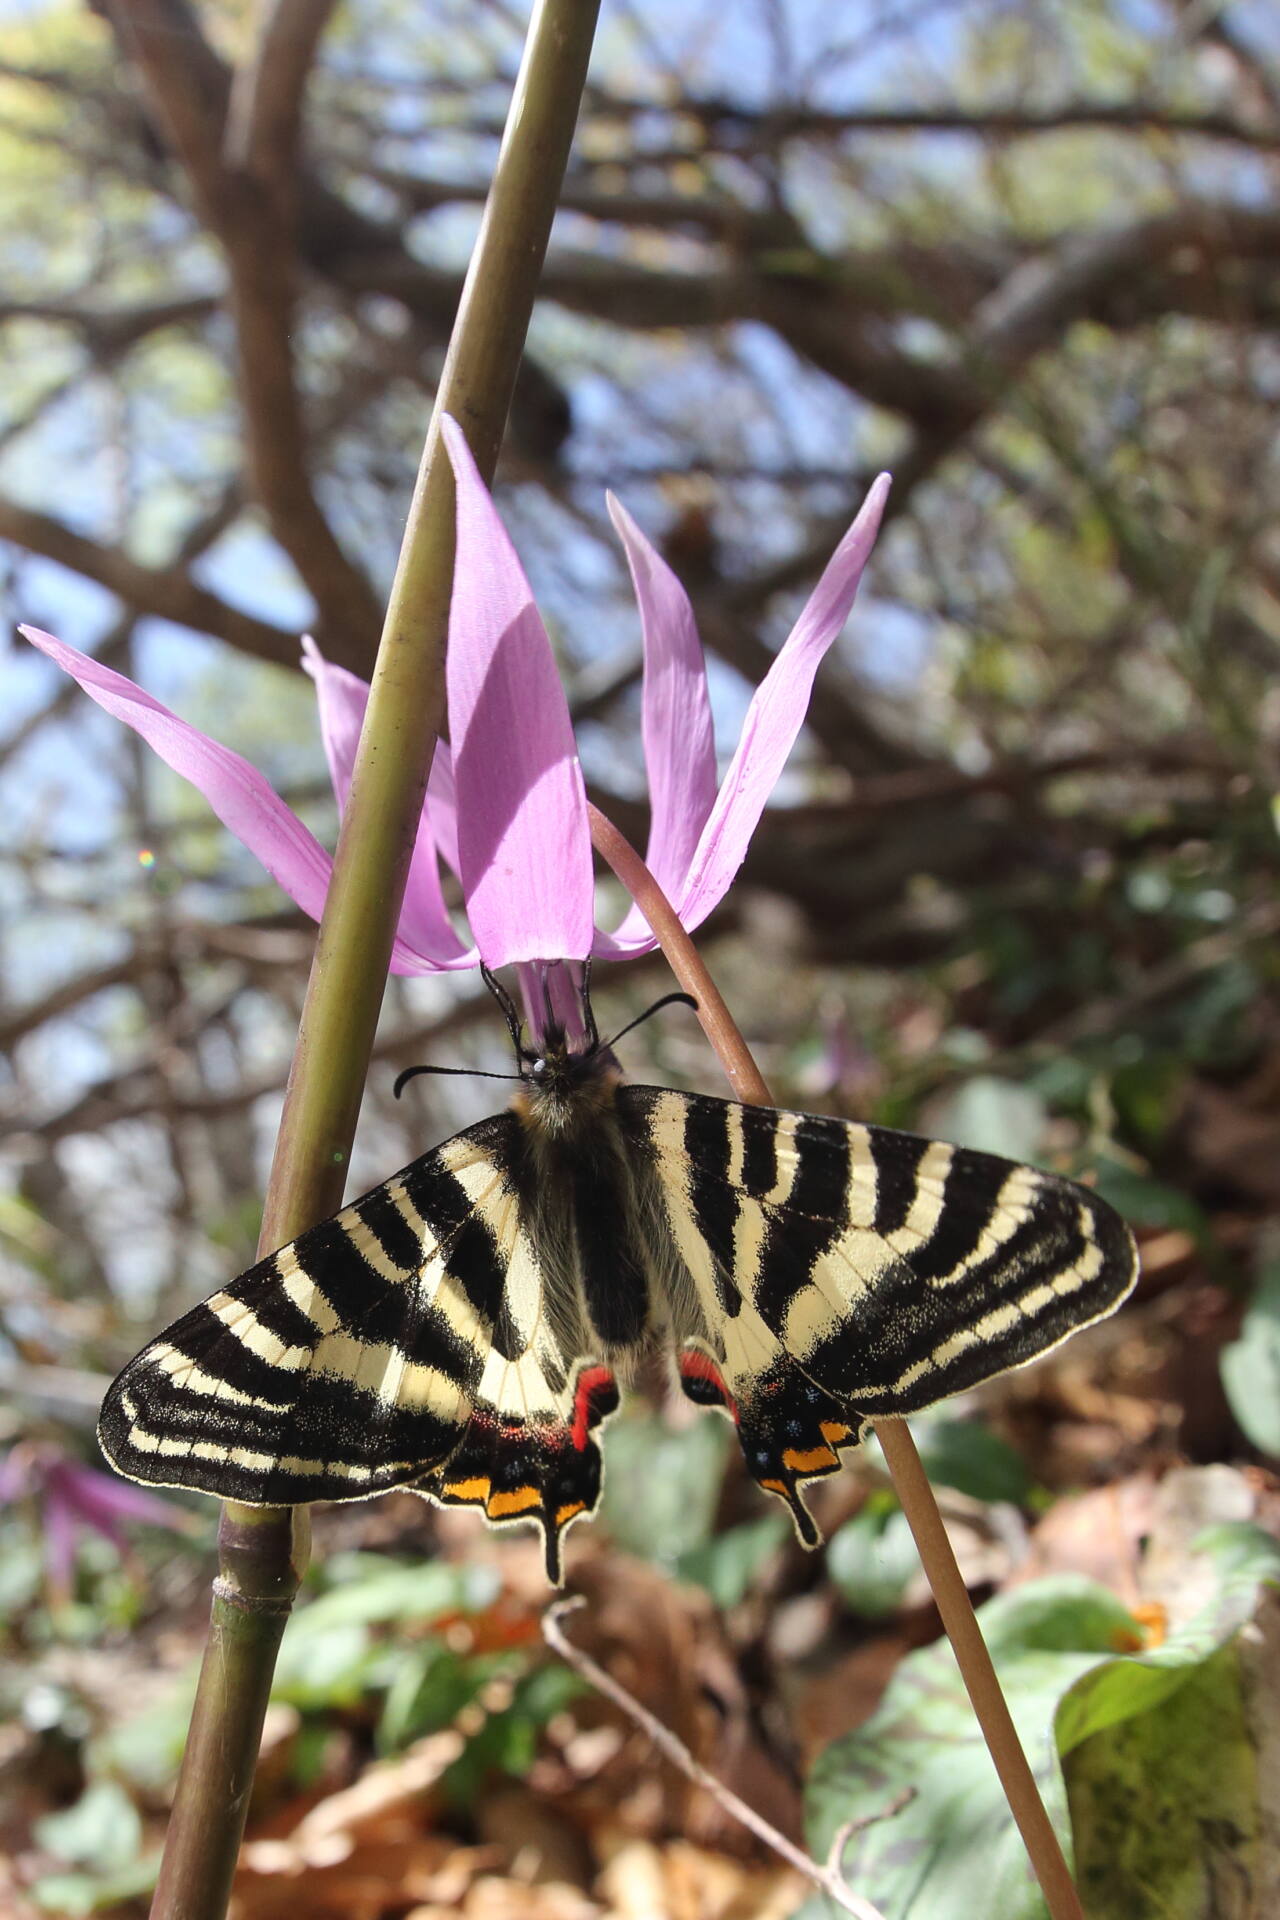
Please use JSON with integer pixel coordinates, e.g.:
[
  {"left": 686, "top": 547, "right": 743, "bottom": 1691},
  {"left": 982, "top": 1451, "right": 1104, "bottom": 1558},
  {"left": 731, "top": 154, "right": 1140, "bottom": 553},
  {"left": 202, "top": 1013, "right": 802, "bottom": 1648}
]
[{"left": 516, "top": 1060, "right": 660, "bottom": 1357}]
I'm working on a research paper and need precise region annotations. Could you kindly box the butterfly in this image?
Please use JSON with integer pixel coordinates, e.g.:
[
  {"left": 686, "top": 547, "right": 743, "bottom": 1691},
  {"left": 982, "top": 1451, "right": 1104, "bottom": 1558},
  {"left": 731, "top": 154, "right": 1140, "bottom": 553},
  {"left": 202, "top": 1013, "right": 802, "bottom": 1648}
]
[{"left": 98, "top": 973, "right": 1137, "bottom": 1581}]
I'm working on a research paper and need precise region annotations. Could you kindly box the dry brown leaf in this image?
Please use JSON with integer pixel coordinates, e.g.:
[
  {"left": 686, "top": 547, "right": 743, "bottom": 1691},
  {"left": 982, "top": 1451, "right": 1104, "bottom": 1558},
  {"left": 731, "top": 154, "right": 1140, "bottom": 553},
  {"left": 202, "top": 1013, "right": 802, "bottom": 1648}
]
[
  {"left": 1012, "top": 1473, "right": 1161, "bottom": 1598},
  {"left": 548, "top": 1554, "right": 802, "bottom": 1853},
  {"left": 598, "top": 1837, "right": 803, "bottom": 1920}
]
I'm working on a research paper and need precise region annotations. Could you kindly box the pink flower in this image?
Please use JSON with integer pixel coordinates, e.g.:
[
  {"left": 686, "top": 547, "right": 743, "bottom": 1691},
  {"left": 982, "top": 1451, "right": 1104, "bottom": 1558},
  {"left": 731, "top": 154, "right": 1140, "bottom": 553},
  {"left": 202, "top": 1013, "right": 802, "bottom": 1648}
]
[
  {"left": 0, "top": 1440, "right": 192, "bottom": 1601},
  {"left": 21, "top": 422, "right": 888, "bottom": 980}
]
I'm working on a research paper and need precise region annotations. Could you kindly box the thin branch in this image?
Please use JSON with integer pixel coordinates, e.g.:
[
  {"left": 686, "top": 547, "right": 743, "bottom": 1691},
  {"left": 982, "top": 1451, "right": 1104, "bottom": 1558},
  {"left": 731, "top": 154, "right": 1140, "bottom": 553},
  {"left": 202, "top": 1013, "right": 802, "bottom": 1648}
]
[
  {"left": 108, "top": 0, "right": 384, "bottom": 651},
  {"left": 226, "top": 0, "right": 339, "bottom": 188},
  {"left": 544, "top": 1598, "right": 887, "bottom": 1920},
  {"left": 0, "top": 496, "right": 306, "bottom": 669}
]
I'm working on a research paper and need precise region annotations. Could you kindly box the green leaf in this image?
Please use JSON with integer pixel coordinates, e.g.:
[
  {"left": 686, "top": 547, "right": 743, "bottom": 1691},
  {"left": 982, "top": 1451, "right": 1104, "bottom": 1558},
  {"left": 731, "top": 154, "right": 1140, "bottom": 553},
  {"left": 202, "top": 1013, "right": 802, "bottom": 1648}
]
[
  {"left": 269, "top": 1555, "right": 500, "bottom": 1708},
  {"left": 87, "top": 1672, "right": 197, "bottom": 1795},
  {"left": 272, "top": 1621, "right": 377, "bottom": 1709},
  {"left": 600, "top": 1409, "right": 730, "bottom": 1564},
  {"left": 827, "top": 1502, "right": 921, "bottom": 1619},
  {"left": 31, "top": 1854, "right": 161, "bottom": 1917},
  {"left": 0, "top": 1523, "right": 45, "bottom": 1615},
  {"left": 1221, "top": 1261, "right": 1280, "bottom": 1456},
  {"left": 808, "top": 1580, "right": 1116, "bottom": 1920},
  {"left": 806, "top": 1528, "right": 1280, "bottom": 1919},
  {"left": 928, "top": 1077, "right": 1049, "bottom": 1162},
  {"left": 302, "top": 1555, "right": 498, "bottom": 1625},
  {"left": 1065, "top": 1643, "right": 1254, "bottom": 1920},
  {"left": 1059, "top": 1526, "right": 1280, "bottom": 1918},
  {"left": 376, "top": 1644, "right": 500, "bottom": 1754},
  {"left": 1090, "top": 1161, "right": 1207, "bottom": 1236},
  {"left": 914, "top": 1418, "right": 1033, "bottom": 1506},
  {"left": 34, "top": 1780, "right": 142, "bottom": 1875},
  {"left": 678, "top": 1513, "right": 791, "bottom": 1608}
]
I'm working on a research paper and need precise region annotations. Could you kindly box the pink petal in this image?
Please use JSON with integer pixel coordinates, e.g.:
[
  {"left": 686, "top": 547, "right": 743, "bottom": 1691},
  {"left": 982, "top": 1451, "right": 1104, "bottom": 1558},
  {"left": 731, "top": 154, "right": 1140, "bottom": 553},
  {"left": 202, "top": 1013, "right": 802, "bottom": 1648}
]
[
  {"left": 671, "top": 474, "right": 890, "bottom": 934},
  {"left": 300, "top": 638, "right": 473, "bottom": 970},
  {"left": 52, "top": 1459, "right": 191, "bottom": 1535},
  {"left": 426, "top": 738, "right": 460, "bottom": 878},
  {"left": 23, "top": 627, "right": 472, "bottom": 975},
  {"left": 602, "top": 495, "right": 717, "bottom": 946},
  {"left": 21, "top": 625, "right": 334, "bottom": 922},
  {"left": 442, "top": 418, "right": 594, "bottom": 966},
  {"left": 300, "top": 634, "right": 367, "bottom": 809}
]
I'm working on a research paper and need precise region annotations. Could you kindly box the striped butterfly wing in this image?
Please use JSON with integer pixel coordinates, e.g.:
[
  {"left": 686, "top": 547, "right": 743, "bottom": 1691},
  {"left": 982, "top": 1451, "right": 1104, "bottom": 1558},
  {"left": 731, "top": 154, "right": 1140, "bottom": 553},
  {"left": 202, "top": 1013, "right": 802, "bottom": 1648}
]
[
  {"left": 629, "top": 1088, "right": 1137, "bottom": 1539},
  {"left": 98, "top": 1113, "right": 528, "bottom": 1505},
  {"left": 99, "top": 1103, "right": 621, "bottom": 1579},
  {"left": 407, "top": 1156, "right": 621, "bottom": 1584}
]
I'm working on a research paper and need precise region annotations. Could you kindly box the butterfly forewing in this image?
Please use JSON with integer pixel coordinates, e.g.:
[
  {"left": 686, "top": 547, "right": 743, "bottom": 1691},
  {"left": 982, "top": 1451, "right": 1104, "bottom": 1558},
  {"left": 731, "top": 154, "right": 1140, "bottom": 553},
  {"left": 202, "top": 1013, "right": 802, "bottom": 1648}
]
[
  {"left": 632, "top": 1087, "right": 1137, "bottom": 1417},
  {"left": 97, "top": 1114, "right": 529, "bottom": 1504}
]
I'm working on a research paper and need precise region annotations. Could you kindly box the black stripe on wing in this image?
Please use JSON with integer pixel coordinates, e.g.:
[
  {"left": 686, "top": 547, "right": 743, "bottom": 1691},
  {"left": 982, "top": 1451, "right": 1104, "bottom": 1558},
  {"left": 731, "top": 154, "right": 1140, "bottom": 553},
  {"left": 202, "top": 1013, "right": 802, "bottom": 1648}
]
[
  {"left": 782, "top": 1131, "right": 1136, "bottom": 1414},
  {"left": 97, "top": 1113, "right": 524, "bottom": 1506}
]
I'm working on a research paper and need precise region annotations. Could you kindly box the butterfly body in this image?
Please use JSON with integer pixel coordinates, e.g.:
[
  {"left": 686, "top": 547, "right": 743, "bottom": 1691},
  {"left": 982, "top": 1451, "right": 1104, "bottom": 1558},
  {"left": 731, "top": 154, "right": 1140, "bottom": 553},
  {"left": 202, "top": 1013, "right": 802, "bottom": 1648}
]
[{"left": 98, "top": 1007, "right": 1137, "bottom": 1581}]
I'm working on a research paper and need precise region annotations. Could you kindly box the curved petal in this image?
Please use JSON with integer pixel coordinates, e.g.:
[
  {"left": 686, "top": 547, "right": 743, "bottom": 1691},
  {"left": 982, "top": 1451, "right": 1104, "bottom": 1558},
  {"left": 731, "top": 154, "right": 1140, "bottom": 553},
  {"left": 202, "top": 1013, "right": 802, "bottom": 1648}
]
[
  {"left": 300, "top": 634, "right": 366, "bottom": 808},
  {"left": 54, "top": 1461, "right": 188, "bottom": 1533},
  {"left": 604, "top": 494, "right": 716, "bottom": 946},
  {"left": 442, "top": 417, "right": 594, "bottom": 966},
  {"left": 672, "top": 473, "right": 890, "bottom": 934},
  {"left": 425, "top": 736, "right": 460, "bottom": 878},
  {"left": 22, "top": 625, "right": 334, "bottom": 923},
  {"left": 300, "top": 638, "right": 472, "bottom": 968},
  {"left": 23, "top": 627, "right": 474, "bottom": 974}
]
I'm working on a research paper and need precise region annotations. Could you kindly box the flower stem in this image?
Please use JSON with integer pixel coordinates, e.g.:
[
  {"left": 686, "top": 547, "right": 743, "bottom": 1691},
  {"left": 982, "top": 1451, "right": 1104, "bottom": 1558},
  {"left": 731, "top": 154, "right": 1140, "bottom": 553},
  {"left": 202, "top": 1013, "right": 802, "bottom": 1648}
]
[
  {"left": 586, "top": 804, "right": 1085, "bottom": 1920},
  {"left": 150, "top": 10, "right": 602, "bottom": 1917}
]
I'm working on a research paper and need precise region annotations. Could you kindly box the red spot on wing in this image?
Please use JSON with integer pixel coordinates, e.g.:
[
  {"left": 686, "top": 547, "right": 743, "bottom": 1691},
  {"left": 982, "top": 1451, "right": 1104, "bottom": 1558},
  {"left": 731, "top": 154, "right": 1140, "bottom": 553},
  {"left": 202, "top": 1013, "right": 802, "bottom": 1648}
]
[
  {"left": 678, "top": 1349, "right": 739, "bottom": 1421},
  {"left": 571, "top": 1365, "right": 618, "bottom": 1451}
]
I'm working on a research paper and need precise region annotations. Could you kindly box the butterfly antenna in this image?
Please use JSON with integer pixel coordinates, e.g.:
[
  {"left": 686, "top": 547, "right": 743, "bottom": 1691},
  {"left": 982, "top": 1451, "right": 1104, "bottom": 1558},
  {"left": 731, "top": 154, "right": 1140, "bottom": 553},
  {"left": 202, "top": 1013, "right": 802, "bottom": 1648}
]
[
  {"left": 606, "top": 991, "right": 699, "bottom": 1052},
  {"left": 393, "top": 1063, "right": 521, "bottom": 1098}
]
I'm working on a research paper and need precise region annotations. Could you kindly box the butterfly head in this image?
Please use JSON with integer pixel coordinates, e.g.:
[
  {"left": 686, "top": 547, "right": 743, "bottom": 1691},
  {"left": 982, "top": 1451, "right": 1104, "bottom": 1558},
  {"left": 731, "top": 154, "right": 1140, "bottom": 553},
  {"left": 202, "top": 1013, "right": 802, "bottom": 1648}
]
[
  {"left": 484, "top": 962, "right": 696, "bottom": 1136},
  {"left": 514, "top": 1022, "right": 624, "bottom": 1134}
]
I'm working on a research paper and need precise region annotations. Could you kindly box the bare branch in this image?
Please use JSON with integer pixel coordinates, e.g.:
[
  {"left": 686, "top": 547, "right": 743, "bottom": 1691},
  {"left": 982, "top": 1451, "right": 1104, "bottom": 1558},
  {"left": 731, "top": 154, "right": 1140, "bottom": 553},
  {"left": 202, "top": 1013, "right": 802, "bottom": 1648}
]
[
  {"left": 226, "top": 0, "right": 340, "bottom": 188},
  {"left": 0, "top": 494, "right": 314, "bottom": 667},
  {"left": 106, "top": 0, "right": 384, "bottom": 650}
]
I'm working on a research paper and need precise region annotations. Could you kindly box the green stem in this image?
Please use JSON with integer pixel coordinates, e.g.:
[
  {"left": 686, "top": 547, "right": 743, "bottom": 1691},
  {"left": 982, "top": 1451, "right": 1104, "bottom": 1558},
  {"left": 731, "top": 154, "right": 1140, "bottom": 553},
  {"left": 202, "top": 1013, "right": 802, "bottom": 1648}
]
[
  {"left": 151, "top": 8, "right": 601, "bottom": 1917},
  {"left": 586, "top": 805, "right": 1085, "bottom": 1920}
]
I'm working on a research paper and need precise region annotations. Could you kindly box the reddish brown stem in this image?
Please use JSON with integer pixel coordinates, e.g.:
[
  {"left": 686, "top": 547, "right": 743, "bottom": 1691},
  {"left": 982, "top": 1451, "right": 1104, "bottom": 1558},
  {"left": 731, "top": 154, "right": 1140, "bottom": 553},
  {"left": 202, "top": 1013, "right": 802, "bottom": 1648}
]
[{"left": 586, "top": 802, "right": 1085, "bottom": 1920}]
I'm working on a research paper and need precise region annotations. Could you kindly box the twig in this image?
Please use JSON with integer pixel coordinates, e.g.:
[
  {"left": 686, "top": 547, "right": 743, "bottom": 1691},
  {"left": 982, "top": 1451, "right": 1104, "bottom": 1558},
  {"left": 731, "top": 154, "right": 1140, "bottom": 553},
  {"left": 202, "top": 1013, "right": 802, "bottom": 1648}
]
[
  {"left": 543, "top": 1598, "right": 886, "bottom": 1920},
  {"left": 587, "top": 805, "right": 1086, "bottom": 1920}
]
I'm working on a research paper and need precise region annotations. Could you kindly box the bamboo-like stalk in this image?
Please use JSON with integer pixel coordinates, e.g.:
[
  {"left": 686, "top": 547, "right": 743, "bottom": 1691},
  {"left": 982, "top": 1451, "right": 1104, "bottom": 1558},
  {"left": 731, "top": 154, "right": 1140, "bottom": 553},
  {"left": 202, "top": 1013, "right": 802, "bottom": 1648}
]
[
  {"left": 586, "top": 804, "right": 1085, "bottom": 1920},
  {"left": 149, "top": 10, "right": 602, "bottom": 1917}
]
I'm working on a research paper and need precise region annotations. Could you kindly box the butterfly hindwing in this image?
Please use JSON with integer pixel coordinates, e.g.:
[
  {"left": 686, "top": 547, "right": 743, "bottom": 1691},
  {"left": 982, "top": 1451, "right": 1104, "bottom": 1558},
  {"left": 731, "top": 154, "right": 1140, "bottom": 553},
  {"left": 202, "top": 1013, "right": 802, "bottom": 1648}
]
[
  {"left": 415, "top": 1360, "right": 619, "bottom": 1582},
  {"left": 97, "top": 1113, "right": 532, "bottom": 1505},
  {"left": 406, "top": 1162, "right": 621, "bottom": 1580}
]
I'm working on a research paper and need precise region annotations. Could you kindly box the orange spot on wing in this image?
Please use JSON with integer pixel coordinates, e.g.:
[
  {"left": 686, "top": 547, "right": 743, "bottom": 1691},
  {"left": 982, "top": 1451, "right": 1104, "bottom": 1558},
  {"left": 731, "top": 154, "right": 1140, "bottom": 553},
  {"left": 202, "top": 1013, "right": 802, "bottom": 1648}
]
[
  {"left": 442, "top": 1476, "right": 490, "bottom": 1504},
  {"left": 554, "top": 1500, "right": 586, "bottom": 1526},
  {"left": 820, "top": 1420, "right": 852, "bottom": 1445},
  {"left": 759, "top": 1477, "right": 790, "bottom": 1498},
  {"left": 486, "top": 1486, "right": 542, "bottom": 1519},
  {"left": 783, "top": 1444, "right": 838, "bottom": 1474}
]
